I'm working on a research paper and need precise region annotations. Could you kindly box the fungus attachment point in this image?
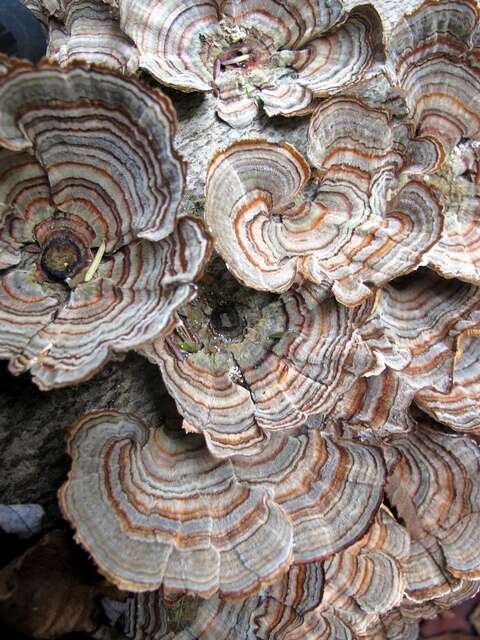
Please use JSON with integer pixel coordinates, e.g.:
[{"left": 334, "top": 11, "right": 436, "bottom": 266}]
[
  {"left": 217, "top": 40, "right": 266, "bottom": 74},
  {"left": 40, "top": 236, "right": 83, "bottom": 282},
  {"left": 210, "top": 305, "right": 245, "bottom": 340}
]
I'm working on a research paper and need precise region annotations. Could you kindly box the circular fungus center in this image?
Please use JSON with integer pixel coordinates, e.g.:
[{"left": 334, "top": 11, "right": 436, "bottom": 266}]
[
  {"left": 210, "top": 305, "right": 246, "bottom": 340},
  {"left": 40, "top": 236, "right": 83, "bottom": 282},
  {"left": 214, "top": 39, "right": 269, "bottom": 79}
]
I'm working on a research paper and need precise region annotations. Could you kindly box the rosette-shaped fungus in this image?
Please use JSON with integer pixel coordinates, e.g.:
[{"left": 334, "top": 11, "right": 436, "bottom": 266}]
[
  {"left": 254, "top": 507, "right": 408, "bottom": 638},
  {"left": 386, "top": 0, "right": 480, "bottom": 156},
  {"left": 205, "top": 98, "right": 443, "bottom": 305},
  {"left": 170, "top": 508, "right": 407, "bottom": 638},
  {"left": 0, "top": 60, "right": 211, "bottom": 389},
  {"left": 385, "top": 424, "right": 480, "bottom": 603},
  {"left": 105, "top": 0, "right": 384, "bottom": 127},
  {"left": 141, "top": 262, "right": 378, "bottom": 457},
  {"left": 60, "top": 410, "right": 385, "bottom": 598},
  {"left": 25, "top": 0, "right": 139, "bottom": 72},
  {"left": 335, "top": 270, "right": 480, "bottom": 435}
]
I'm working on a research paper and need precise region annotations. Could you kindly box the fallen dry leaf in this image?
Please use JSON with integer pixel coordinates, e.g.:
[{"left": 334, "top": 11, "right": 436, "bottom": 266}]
[{"left": 0, "top": 530, "right": 122, "bottom": 638}]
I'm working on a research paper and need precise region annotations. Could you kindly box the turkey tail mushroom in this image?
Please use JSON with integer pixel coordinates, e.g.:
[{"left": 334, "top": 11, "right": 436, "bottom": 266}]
[
  {"left": 334, "top": 271, "right": 480, "bottom": 436},
  {"left": 205, "top": 100, "right": 443, "bottom": 304},
  {"left": 60, "top": 412, "right": 385, "bottom": 598},
  {"left": 59, "top": 410, "right": 294, "bottom": 598},
  {"left": 385, "top": 424, "right": 480, "bottom": 602},
  {"left": 141, "top": 283, "right": 377, "bottom": 458},
  {"left": 99, "top": 0, "right": 384, "bottom": 127},
  {"left": 0, "top": 61, "right": 212, "bottom": 389},
  {"left": 386, "top": 0, "right": 480, "bottom": 155}
]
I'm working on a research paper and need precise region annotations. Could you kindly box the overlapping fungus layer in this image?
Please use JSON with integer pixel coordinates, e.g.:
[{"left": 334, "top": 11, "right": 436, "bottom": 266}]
[
  {"left": 8, "top": 0, "right": 480, "bottom": 638},
  {"left": 205, "top": 97, "right": 443, "bottom": 305},
  {"left": 60, "top": 410, "right": 385, "bottom": 599},
  {"left": 28, "top": 0, "right": 385, "bottom": 127}
]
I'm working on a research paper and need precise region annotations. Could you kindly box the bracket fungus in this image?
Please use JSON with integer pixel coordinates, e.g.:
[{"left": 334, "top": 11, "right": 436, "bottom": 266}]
[
  {"left": 141, "top": 262, "right": 379, "bottom": 457},
  {"left": 160, "top": 508, "right": 407, "bottom": 638},
  {"left": 41, "top": 0, "right": 139, "bottom": 72},
  {"left": 60, "top": 410, "right": 294, "bottom": 598},
  {"left": 253, "top": 507, "right": 408, "bottom": 638},
  {"left": 335, "top": 270, "right": 480, "bottom": 435},
  {"left": 385, "top": 424, "right": 480, "bottom": 603},
  {"left": 60, "top": 410, "right": 385, "bottom": 599},
  {"left": 205, "top": 98, "right": 443, "bottom": 305},
  {"left": 97, "top": 0, "right": 385, "bottom": 127},
  {"left": 385, "top": 0, "right": 480, "bottom": 290},
  {"left": 387, "top": 0, "right": 480, "bottom": 156},
  {"left": 0, "top": 60, "right": 211, "bottom": 389}
]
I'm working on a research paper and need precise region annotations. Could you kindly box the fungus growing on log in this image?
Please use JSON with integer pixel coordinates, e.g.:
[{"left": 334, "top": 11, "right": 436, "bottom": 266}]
[
  {"left": 44, "top": 0, "right": 139, "bottom": 72},
  {"left": 60, "top": 410, "right": 385, "bottom": 597},
  {"left": 335, "top": 270, "right": 480, "bottom": 435},
  {"left": 93, "top": 0, "right": 385, "bottom": 127},
  {"left": 141, "top": 263, "right": 378, "bottom": 457},
  {"left": 0, "top": 60, "right": 211, "bottom": 389},
  {"left": 205, "top": 98, "right": 443, "bottom": 304},
  {"left": 385, "top": 424, "right": 480, "bottom": 603},
  {"left": 387, "top": 0, "right": 480, "bottom": 155},
  {"left": 60, "top": 410, "right": 294, "bottom": 598}
]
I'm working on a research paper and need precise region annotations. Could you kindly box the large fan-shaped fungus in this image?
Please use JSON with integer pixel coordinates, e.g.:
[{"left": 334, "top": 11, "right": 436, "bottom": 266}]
[
  {"left": 0, "top": 60, "right": 211, "bottom": 389},
  {"left": 205, "top": 98, "right": 443, "bottom": 304},
  {"left": 60, "top": 410, "right": 294, "bottom": 598},
  {"left": 385, "top": 424, "right": 480, "bottom": 603},
  {"left": 335, "top": 270, "right": 480, "bottom": 435},
  {"left": 387, "top": 0, "right": 480, "bottom": 156},
  {"left": 97, "top": 0, "right": 384, "bottom": 127},
  {"left": 60, "top": 410, "right": 385, "bottom": 598},
  {"left": 141, "top": 263, "right": 380, "bottom": 457}
]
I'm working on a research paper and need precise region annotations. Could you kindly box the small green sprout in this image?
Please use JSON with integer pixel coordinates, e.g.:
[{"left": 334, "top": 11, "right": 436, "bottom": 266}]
[
  {"left": 177, "top": 340, "right": 199, "bottom": 353},
  {"left": 268, "top": 330, "right": 299, "bottom": 340},
  {"left": 84, "top": 240, "right": 106, "bottom": 282}
]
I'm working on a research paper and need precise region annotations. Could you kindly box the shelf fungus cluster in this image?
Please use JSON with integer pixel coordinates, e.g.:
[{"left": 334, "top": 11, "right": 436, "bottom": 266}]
[
  {"left": 5, "top": 0, "right": 480, "bottom": 638},
  {"left": 140, "top": 263, "right": 381, "bottom": 457},
  {"left": 60, "top": 410, "right": 385, "bottom": 597},
  {"left": 204, "top": 98, "right": 444, "bottom": 305},
  {"left": 0, "top": 59, "right": 211, "bottom": 389},
  {"left": 24, "top": 0, "right": 385, "bottom": 127}
]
